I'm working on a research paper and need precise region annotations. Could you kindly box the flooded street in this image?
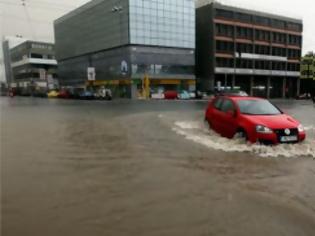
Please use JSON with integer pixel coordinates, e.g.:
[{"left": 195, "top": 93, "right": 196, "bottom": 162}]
[{"left": 1, "top": 97, "right": 315, "bottom": 236}]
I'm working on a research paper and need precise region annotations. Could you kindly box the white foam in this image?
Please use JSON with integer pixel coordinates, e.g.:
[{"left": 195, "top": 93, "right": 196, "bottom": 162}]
[
  {"left": 172, "top": 121, "right": 315, "bottom": 159},
  {"left": 304, "top": 125, "right": 315, "bottom": 131}
]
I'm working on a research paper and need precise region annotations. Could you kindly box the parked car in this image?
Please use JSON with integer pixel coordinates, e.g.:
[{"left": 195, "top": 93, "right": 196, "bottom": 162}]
[
  {"left": 79, "top": 90, "right": 94, "bottom": 100},
  {"left": 178, "top": 90, "right": 190, "bottom": 100},
  {"left": 58, "top": 89, "right": 71, "bottom": 99},
  {"left": 68, "top": 89, "right": 81, "bottom": 99},
  {"left": 188, "top": 91, "right": 196, "bottom": 99},
  {"left": 47, "top": 90, "right": 59, "bottom": 98},
  {"left": 94, "top": 87, "right": 112, "bottom": 100},
  {"left": 205, "top": 96, "right": 306, "bottom": 144},
  {"left": 151, "top": 92, "right": 165, "bottom": 99},
  {"left": 296, "top": 93, "right": 311, "bottom": 100},
  {"left": 164, "top": 90, "right": 178, "bottom": 100}
]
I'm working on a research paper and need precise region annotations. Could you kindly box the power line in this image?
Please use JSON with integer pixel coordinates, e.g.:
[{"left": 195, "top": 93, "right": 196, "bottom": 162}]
[
  {"left": 0, "top": 0, "right": 81, "bottom": 11},
  {"left": 21, "top": 0, "right": 36, "bottom": 40}
]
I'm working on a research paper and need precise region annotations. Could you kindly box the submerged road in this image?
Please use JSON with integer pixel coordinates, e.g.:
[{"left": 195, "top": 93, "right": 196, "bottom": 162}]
[{"left": 1, "top": 97, "right": 315, "bottom": 236}]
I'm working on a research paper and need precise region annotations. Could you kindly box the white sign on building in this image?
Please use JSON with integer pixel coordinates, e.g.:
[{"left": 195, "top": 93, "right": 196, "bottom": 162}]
[
  {"left": 87, "top": 67, "right": 96, "bottom": 81},
  {"left": 39, "top": 69, "right": 46, "bottom": 80}
]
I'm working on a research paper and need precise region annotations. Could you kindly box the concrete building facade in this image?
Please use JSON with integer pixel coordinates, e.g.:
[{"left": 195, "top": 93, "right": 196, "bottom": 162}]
[
  {"left": 54, "top": 0, "right": 196, "bottom": 98},
  {"left": 196, "top": 1, "right": 303, "bottom": 98},
  {"left": 9, "top": 41, "right": 58, "bottom": 94}
]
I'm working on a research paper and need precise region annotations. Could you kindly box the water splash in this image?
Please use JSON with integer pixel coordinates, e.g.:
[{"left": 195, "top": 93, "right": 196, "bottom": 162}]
[{"left": 172, "top": 121, "right": 315, "bottom": 159}]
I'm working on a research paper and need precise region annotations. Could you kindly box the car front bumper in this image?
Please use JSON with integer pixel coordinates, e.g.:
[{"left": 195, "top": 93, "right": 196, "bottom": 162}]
[{"left": 254, "top": 131, "right": 306, "bottom": 145}]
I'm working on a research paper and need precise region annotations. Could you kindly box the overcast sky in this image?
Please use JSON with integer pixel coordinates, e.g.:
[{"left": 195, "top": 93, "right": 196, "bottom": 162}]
[{"left": 1, "top": 0, "right": 314, "bottom": 81}]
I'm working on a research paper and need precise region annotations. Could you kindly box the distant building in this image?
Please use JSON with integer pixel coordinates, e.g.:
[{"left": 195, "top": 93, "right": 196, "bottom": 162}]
[
  {"left": 196, "top": 1, "right": 303, "bottom": 98},
  {"left": 300, "top": 53, "right": 315, "bottom": 95},
  {"left": 54, "top": 0, "right": 196, "bottom": 98},
  {"left": 2, "top": 40, "right": 13, "bottom": 85},
  {"left": 9, "top": 41, "right": 58, "bottom": 94}
]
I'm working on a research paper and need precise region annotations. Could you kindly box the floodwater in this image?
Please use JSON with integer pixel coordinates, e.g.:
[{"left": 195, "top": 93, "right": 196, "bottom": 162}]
[{"left": 1, "top": 97, "right": 315, "bottom": 236}]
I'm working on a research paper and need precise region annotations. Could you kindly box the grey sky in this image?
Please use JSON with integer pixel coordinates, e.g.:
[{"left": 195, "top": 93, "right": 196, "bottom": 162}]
[{"left": 0, "top": 0, "right": 314, "bottom": 81}]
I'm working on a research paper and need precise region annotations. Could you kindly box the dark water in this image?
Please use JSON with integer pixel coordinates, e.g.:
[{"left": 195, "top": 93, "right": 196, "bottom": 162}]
[{"left": 1, "top": 97, "right": 315, "bottom": 236}]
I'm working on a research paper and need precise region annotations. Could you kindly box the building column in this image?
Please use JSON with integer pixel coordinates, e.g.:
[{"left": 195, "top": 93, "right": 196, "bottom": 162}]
[
  {"left": 232, "top": 75, "right": 235, "bottom": 89},
  {"left": 282, "top": 77, "right": 286, "bottom": 99},
  {"left": 224, "top": 74, "right": 227, "bottom": 89},
  {"left": 266, "top": 77, "right": 271, "bottom": 99},
  {"left": 296, "top": 77, "right": 301, "bottom": 97},
  {"left": 210, "top": 75, "right": 215, "bottom": 91},
  {"left": 250, "top": 76, "right": 254, "bottom": 96}
]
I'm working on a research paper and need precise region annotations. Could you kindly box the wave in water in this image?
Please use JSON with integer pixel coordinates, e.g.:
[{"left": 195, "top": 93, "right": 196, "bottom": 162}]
[{"left": 172, "top": 121, "right": 315, "bottom": 158}]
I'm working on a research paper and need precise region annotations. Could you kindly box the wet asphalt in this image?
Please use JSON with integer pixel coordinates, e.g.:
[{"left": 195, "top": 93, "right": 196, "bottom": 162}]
[{"left": 1, "top": 97, "right": 315, "bottom": 236}]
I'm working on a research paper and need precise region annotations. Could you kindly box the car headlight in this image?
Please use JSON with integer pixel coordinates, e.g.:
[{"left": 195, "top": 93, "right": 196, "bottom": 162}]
[
  {"left": 256, "top": 125, "right": 273, "bottom": 134},
  {"left": 298, "top": 124, "right": 304, "bottom": 132}
]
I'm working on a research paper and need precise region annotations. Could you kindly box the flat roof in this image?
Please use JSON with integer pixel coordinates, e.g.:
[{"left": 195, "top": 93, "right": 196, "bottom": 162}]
[
  {"left": 54, "top": 0, "right": 105, "bottom": 25},
  {"left": 198, "top": 1, "right": 302, "bottom": 24}
]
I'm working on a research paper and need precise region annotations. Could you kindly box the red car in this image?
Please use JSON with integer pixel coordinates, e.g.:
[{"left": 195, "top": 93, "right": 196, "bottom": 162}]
[
  {"left": 58, "top": 89, "right": 71, "bottom": 99},
  {"left": 164, "top": 90, "right": 178, "bottom": 100},
  {"left": 205, "top": 96, "right": 306, "bottom": 144}
]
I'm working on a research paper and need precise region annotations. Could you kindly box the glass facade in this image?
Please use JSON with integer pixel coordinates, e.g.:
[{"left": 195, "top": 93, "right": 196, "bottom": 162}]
[
  {"left": 131, "top": 64, "right": 194, "bottom": 76},
  {"left": 129, "top": 0, "right": 195, "bottom": 49}
]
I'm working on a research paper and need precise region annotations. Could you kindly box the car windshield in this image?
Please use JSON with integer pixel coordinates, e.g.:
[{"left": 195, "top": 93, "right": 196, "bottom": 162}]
[{"left": 237, "top": 99, "right": 282, "bottom": 115}]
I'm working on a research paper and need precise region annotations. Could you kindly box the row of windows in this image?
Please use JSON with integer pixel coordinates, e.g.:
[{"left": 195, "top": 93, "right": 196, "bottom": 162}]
[
  {"left": 130, "top": 7, "right": 194, "bottom": 17},
  {"left": 215, "top": 9, "right": 302, "bottom": 31},
  {"left": 215, "top": 41, "right": 301, "bottom": 58},
  {"left": 216, "top": 58, "right": 300, "bottom": 71},
  {"left": 130, "top": 19, "right": 194, "bottom": 29},
  {"left": 130, "top": 38, "right": 194, "bottom": 48},
  {"left": 130, "top": 23, "right": 194, "bottom": 33},
  {"left": 215, "top": 24, "right": 234, "bottom": 37},
  {"left": 11, "top": 53, "right": 55, "bottom": 63},
  {"left": 130, "top": 0, "right": 194, "bottom": 9},
  {"left": 215, "top": 24, "right": 301, "bottom": 45},
  {"left": 131, "top": 64, "right": 194, "bottom": 75},
  {"left": 130, "top": 33, "right": 194, "bottom": 42}
]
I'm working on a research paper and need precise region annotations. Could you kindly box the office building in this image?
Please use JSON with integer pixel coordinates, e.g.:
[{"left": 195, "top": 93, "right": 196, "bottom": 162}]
[
  {"left": 54, "top": 0, "right": 196, "bottom": 98},
  {"left": 9, "top": 40, "right": 58, "bottom": 94},
  {"left": 196, "top": 1, "right": 303, "bottom": 98}
]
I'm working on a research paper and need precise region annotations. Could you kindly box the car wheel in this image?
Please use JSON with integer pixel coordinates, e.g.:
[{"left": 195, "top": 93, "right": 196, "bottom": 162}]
[{"left": 235, "top": 129, "right": 248, "bottom": 141}]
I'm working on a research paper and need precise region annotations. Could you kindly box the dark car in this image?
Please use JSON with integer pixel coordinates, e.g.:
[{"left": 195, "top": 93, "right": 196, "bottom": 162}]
[{"left": 79, "top": 90, "right": 94, "bottom": 100}]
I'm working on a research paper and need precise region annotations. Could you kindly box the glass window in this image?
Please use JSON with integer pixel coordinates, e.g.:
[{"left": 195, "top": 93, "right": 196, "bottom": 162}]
[
  {"left": 237, "top": 100, "right": 281, "bottom": 115},
  {"left": 221, "top": 99, "right": 235, "bottom": 113},
  {"left": 129, "top": 0, "right": 195, "bottom": 49},
  {"left": 214, "top": 98, "right": 224, "bottom": 110}
]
